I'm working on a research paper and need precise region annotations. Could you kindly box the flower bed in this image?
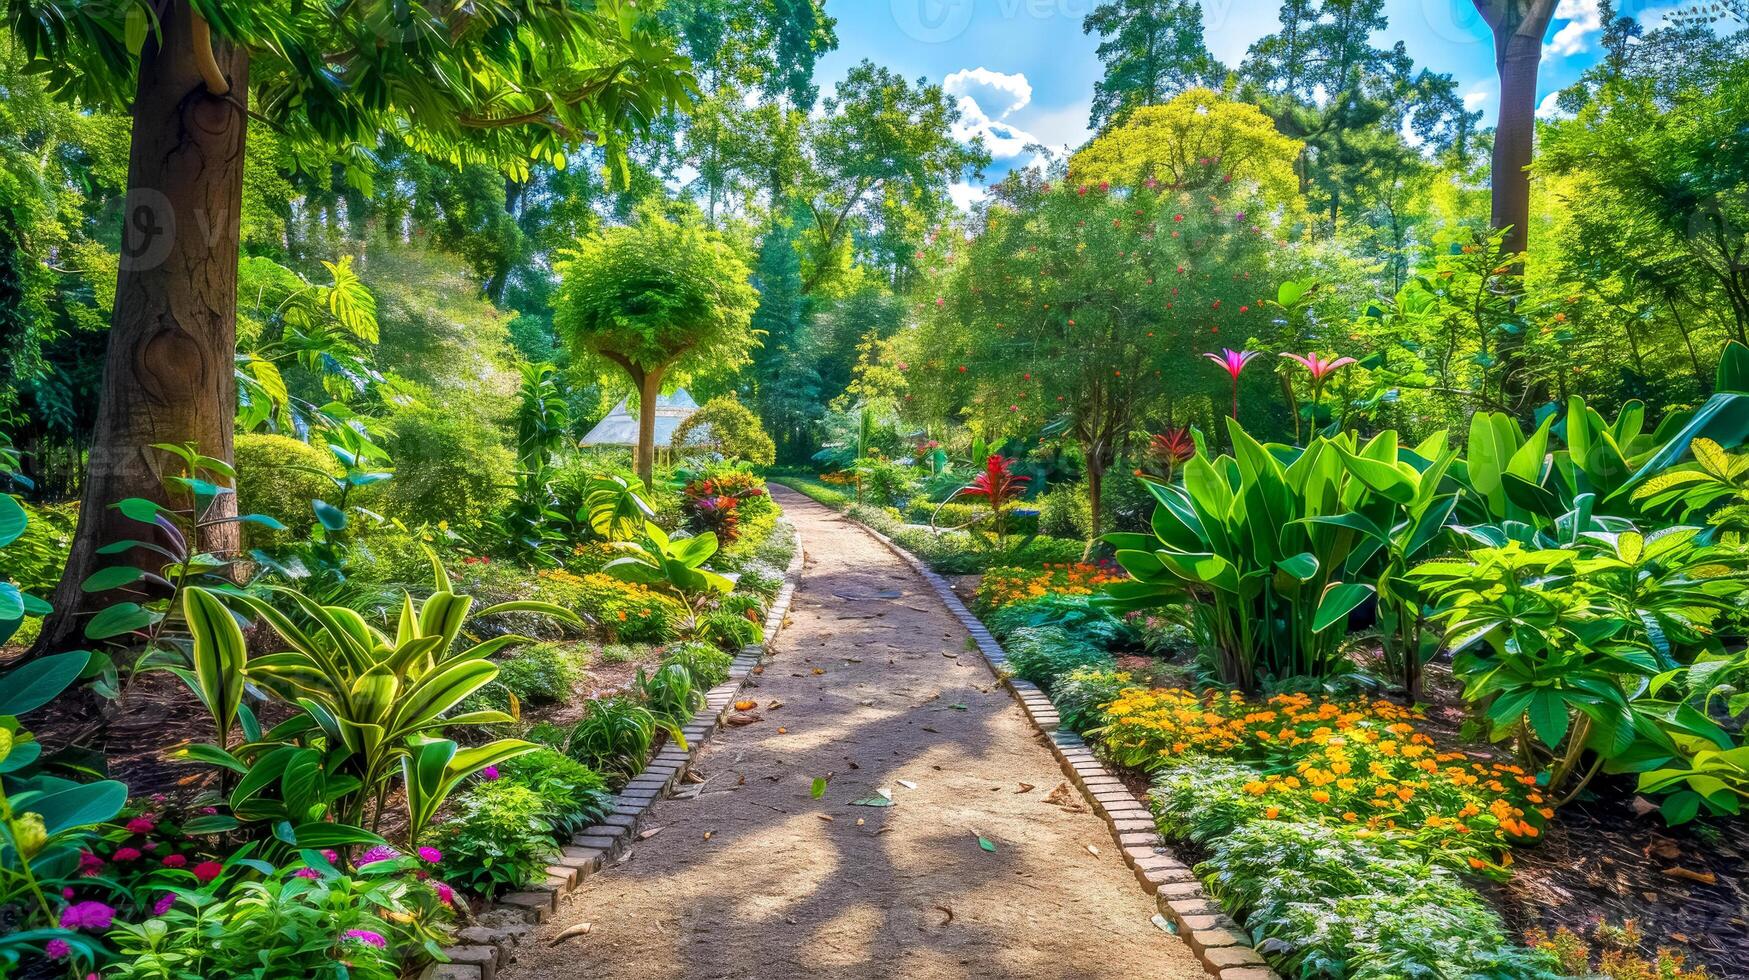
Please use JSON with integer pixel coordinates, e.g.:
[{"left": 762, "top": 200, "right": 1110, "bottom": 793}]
[{"left": 974, "top": 562, "right": 1127, "bottom": 611}]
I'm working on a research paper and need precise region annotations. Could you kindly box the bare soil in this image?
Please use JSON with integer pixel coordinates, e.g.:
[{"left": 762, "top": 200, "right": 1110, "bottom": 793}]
[{"left": 507, "top": 489, "right": 1204, "bottom": 980}]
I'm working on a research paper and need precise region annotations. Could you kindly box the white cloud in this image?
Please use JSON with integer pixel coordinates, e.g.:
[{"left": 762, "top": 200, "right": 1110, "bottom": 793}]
[
  {"left": 1463, "top": 89, "right": 1490, "bottom": 112},
  {"left": 943, "top": 67, "right": 1033, "bottom": 118},
  {"left": 945, "top": 67, "right": 1045, "bottom": 162},
  {"left": 948, "top": 181, "right": 989, "bottom": 212},
  {"left": 1545, "top": 0, "right": 1603, "bottom": 59},
  {"left": 1536, "top": 91, "right": 1572, "bottom": 121}
]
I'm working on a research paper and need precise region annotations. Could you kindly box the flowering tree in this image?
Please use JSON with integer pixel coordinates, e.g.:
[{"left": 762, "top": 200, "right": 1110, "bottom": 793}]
[{"left": 907, "top": 169, "right": 1285, "bottom": 539}]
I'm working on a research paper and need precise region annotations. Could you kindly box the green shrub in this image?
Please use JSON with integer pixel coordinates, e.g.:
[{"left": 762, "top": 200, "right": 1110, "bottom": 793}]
[
  {"left": 234, "top": 433, "right": 338, "bottom": 539},
  {"left": 1038, "top": 484, "right": 1093, "bottom": 540},
  {"left": 379, "top": 402, "right": 515, "bottom": 527},
  {"left": 987, "top": 594, "right": 1137, "bottom": 649},
  {"left": 346, "top": 531, "right": 445, "bottom": 585},
  {"left": 6, "top": 500, "right": 75, "bottom": 594},
  {"left": 1147, "top": 756, "right": 1272, "bottom": 843},
  {"left": 565, "top": 695, "right": 658, "bottom": 780},
  {"left": 662, "top": 640, "right": 734, "bottom": 689},
  {"left": 496, "top": 748, "right": 614, "bottom": 838},
  {"left": 429, "top": 780, "right": 557, "bottom": 899},
  {"left": 634, "top": 662, "right": 703, "bottom": 727},
  {"left": 1199, "top": 820, "right": 1560, "bottom": 980},
  {"left": 1002, "top": 626, "right": 1116, "bottom": 690},
  {"left": 672, "top": 395, "right": 776, "bottom": 466},
  {"left": 752, "top": 518, "right": 796, "bottom": 568},
  {"left": 597, "top": 644, "right": 642, "bottom": 666},
  {"left": 1051, "top": 666, "right": 1134, "bottom": 733},
  {"left": 695, "top": 608, "right": 763, "bottom": 651},
  {"left": 732, "top": 561, "right": 784, "bottom": 599},
  {"left": 496, "top": 642, "right": 587, "bottom": 705}
]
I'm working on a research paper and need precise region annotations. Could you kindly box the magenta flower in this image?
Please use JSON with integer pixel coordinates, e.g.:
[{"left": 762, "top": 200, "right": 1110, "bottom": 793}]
[
  {"left": 1280, "top": 353, "right": 1358, "bottom": 437},
  {"left": 295, "top": 868, "right": 321, "bottom": 879},
  {"left": 344, "top": 929, "right": 388, "bottom": 949},
  {"left": 153, "top": 893, "right": 175, "bottom": 916},
  {"left": 357, "top": 845, "right": 399, "bottom": 866},
  {"left": 160, "top": 854, "right": 186, "bottom": 869},
  {"left": 125, "top": 817, "right": 156, "bottom": 835},
  {"left": 59, "top": 901, "right": 116, "bottom": 930},
  {"left": 45, "top": 939, "right": 70, "bottom": 960},
  {"left": 434, "top": 882, "right": 456, "bottom": 906},
  {"left": 112, "top": 847, "right": 141, "bottom": 862},
  {"left": 1202, "top": 349, "right": 1261, "bottom": 421},
  {"left": 192, "top": 861, "right": 223, "bottom": 884},
  {"left": 417, "top": 847, "right": 442, "bottom": 864},
  {"left": 480, "top": 766, "right": 500, "bottom": 782}
]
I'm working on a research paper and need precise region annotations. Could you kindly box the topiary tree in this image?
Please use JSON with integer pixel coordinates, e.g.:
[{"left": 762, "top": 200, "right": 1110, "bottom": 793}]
[
  {"left": 672, "top": 395, "right": 776, "bottom": 466},
  {"left": 555, "top": 210, "right": 760, "bottom": 487},
  {"left": 232, "top": 433, "right": 338, "bottom": 541}
]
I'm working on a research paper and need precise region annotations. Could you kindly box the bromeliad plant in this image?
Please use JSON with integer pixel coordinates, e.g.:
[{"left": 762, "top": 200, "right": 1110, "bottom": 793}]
[
  {"left": 1100, "top": 420, "right": 1376, "bottom": 692},
  {"left": 172, "top": 554, "right": 579, "bottom": 852},
  {"left": 951, "top": 454, "right": 1032, "bottom": 547}
]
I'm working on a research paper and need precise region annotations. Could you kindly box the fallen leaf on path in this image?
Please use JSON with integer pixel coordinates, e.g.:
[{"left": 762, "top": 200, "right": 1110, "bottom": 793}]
[
  {"left": 767, "top": 699, "right": 784, "bottom": 709},
  {"left": 850, "top": 795, "right": 895, "bottom": 808},
  {"left": 549, "top": 922, "right": 592, "bottom": 945},
  {"left": 1043, "top": 783, "right": 1087, "bottom": 812},
  {"left": 876, "top": 787, "right": 893, "bottom": 801},
  {"left": 1152, "top": 914, "right": 1178, "bottom": 935},
  {"left": 942, "top": 651, "right": 957, "bottom": 658},
  {"left": 1662, "top": 867, "right": 1717, "bottom": 885},
  {"left": 897, "top": 780, "right": 917, "bottom": 790},
  {"left": 976, "top": 834, "right": 997, "bottom": 853},
  {"left": 637, "top": 828, "right": 662, "bottom": 841},
  {"left": 813, "top": 668, "right": 826, "bottom": 675},
  {"left": 921, "top": 726, "right": 939, "bottom": 733},
  {"left": 727, "top": 713, "right": 762, "bottom": 726},
  {"left": 1085, "top": 844, "right": 1101, "bottom": 858},
  {"left": 734, "top": 700, "right": 757, "bottom": 711},
  {"left": 811, "top": 777, "right": 828, "bottom": 799},
  {"left": 855, "top": 818, "right": 865, "bottom": 827},
  {"left": 936, "top": 905, "right": 954, "bottom": 925},
  {"left": 703, "top": 831, "right": 713, "bottom": 841},
  {"left": 817, "top": 814, "right": 834, "bottom": 822},
  {"left": 1016, "top": 783, "right": 1036, "bottom": 794},
  {"left": 949, "top": 703, "right": 967, "bottom": 711},
  {"left": 776, "top": 727, "right": 789, "bottom": 734}
]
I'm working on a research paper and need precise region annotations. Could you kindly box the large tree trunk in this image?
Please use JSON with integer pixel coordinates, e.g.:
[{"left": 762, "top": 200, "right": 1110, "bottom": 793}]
[
  {"left": 1477, "top": 0, "right": 1557, "bottom": 411},
  {"left": 32, "top": 1, "right": 249, "bottom": 655}
]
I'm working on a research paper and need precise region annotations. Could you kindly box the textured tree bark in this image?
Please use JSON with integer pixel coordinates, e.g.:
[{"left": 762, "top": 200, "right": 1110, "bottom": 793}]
[
  {"left": 32, "top": 0, "right": 249, "bottom": 655},
  {"left": 635, "top": 367, "right": 666, "bottom": 489}
]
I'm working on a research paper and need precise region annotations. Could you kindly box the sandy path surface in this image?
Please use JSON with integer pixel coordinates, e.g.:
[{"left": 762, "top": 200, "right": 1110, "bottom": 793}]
[{"left": 506, "top": 488, "right": 1205, "bottom": 980}]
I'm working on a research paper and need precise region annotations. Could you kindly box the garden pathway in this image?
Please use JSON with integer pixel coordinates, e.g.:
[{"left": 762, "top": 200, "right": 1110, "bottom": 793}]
[{"left": 509, "top": 488, "right": 1203, "bottom": 980}]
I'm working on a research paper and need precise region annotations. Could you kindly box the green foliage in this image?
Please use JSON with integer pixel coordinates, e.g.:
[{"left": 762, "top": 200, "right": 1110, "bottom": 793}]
[
  {"left": 673, "top": 395, "right": 776, "bottom": 466},
  {"left": 1002, "top": 626, "right": 1118, "bottom": 692},
  {"left": 564, "top": 696, "right": 659, "bottom": 781},
  {"left": 429, "top": 780, "right": 557, "bottom": 899},
  {"left": 380, "top": 402, "right": 515, "bottom": 529},
  {"left": 604, "top": 522, "right": 735, "bottom": 613},
  {"left": 1051, "top": 667, "right": 1136, "bottom": 733},
  {"left": 986, "top": 594, "right": 1138, "bottom": 649},
  {"left": 1198, "top": 820, "right": 1560, "bottom": 980},
  {"left": 1083, "top": 0, "right": 1225, "bottom": 130},
  {"left": 661, "top": 641, "right": 735, "bottom": 690},
  {"left": 233, "top": 433, "right": 340, "bottom": 540},
  {"left": 494, "top": 643, "right": 587, "bottom": 707},
  {"left": 104, "top": 868, "right": 436, "bottom": 980},
  {"left": 583, "top": 474, "right": 656, "bottom": 542},
  {"left": 694, "top": 608, "right": 764, "bottom": 651},
  {"left": 1037, "top": 485, "right": 1094, "bottom": 540},
  {"left": 495, "top": 748, "right": 614, "bottom": 840},
  {"left": 1149, "top": 756, "right": 1272, "bottom": 844},
  {"left": 633, "top": 662, "right": 704, "bottom": 728}
]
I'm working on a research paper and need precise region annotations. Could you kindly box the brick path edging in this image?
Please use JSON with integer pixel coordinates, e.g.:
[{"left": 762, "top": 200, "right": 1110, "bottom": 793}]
[
  {"left": 419, "top": 522, "right": 806, "bottom": 980},
  {"left": 828, "top": 510, "right": 1281, "bottom": 980}
]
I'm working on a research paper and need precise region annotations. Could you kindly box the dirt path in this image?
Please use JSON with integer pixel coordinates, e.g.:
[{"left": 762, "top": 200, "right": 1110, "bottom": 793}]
[{"left": 507, "top": 489, "right": 1205, "bottom": 980}]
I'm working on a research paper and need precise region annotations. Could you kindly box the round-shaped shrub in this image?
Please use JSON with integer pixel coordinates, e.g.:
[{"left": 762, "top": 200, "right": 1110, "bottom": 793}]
[
  {"left": 672, "top": 395, "right": 775, "bottom": 466},
  {"left": 495, "top": 642, "right": 588, "bottom": 705},
  {"left": 428, "top": 780, "right": 557, "bottom": 899},
  {"left": 234, "top": 433, "right": 338, "bottom": 539},
  {"left": 1002, "top": 625, "right": 1117, "bottom": 691},
  {"left": 661, "top": 640, "right": 734, "bottom": 689},
  {"left": 378, "top": 402, "right": 514, "bottom": 528}
]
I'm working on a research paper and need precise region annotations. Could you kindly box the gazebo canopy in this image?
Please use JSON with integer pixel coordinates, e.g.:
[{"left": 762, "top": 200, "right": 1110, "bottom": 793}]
[{"left": 579, "top": 389, "right": 700, "bottom": 447}]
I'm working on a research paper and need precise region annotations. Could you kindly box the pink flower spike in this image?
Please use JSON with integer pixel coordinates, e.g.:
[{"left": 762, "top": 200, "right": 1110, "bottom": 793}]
[
  {"left": 1279, "top": 352, "right": 1358, "bottom": 384},
  {"left": 1201, "top": 349, "right": 1261, "bottom": 381}
]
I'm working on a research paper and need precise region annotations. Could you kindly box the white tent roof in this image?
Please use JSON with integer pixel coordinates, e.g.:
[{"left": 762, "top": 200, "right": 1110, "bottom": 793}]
[{"left": 579, "top": 389, "right": 700, "bottom": 447}]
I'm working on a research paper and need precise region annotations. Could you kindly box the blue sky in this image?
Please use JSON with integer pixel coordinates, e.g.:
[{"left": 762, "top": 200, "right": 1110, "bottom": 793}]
[{"left": 814, "top": 0, "right": 1675, "bottom": 202}]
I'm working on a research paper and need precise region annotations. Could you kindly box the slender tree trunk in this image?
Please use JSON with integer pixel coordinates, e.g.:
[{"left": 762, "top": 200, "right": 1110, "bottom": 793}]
[
  {"left": 32, "top": 1, "right": 248, "bottom": 656},
  {"left": 1084, "top": 448, "right": 1105, "bottom": 558},
  {"left": 634, "top": 367, "right": 666, "bottom": 489}
]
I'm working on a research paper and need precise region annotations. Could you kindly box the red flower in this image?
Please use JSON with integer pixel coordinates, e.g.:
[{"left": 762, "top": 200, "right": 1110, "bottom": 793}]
[
  {"left": 192, "top": 861, "right": 223, "bottom": 884},
  {"left": 161, "top": 854, "right": 187, "bottom": 868}
]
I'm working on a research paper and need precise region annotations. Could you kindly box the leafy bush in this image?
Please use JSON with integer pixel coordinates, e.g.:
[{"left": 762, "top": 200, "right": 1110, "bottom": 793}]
[
  {"left": 1002, "top": 626, "right": 1116, "bottom": 691},
  {"left": 1149, "top": 756, "right": 1273, "bottom": 844},
  {"left": 986, "top": 593, "right": 1137, "bottom": 649},
  {"left": 1051, "top": 667, "right": 1135, "bottom": 733},
  {"left": 532, "top": 569, "right": 684, "bottom": 643},
  {"left": 429, "top": 780, "right": 558, "bottom": 899},
  {"left": 233, "top": 433, "right": 341, "bottom": 540},
  {"left": 565, "top": 695, "right": 659, "bottom": 780},
  {"left": 106, "top": 868, "right": 436, "bottom": 980},
  {"left": 1038, "top": 484, "right": 1093, "bottom": 540},
  {"left": 1200, "top": 820, "right": 1559, "bottom": 980},
  {"left": 732, "top": 561, "right": 785, "bottom": 599},
  {"left": 5, "top": 499, "right": 75, "bottom": 594},
  {"left": 696, "top": 608, "right": 764, "bottom": 650},
  {"left": 346, "top": 530, "right": 449, "bottom": 585},
  {"left": 496, "top": 748, "right": 615, "bottom": 838},
  {"left": 495, "top": 642, "right": 587, "bottom": 705},
  {"left": 379, "top": 401, "right": 515, "bottom": 527},
  {"left": 672, "top": 394, "right": 776, "bottom": 465},
  {"left": 662, "top": 640, "right": 734, "bottom": 689},
  {"left": 634, "top": 662, "right": 703, "bottom": 727}
]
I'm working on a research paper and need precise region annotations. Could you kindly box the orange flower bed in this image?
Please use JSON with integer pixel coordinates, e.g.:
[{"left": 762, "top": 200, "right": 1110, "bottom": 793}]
[
  {"left": 975, "top": 562, "right": 1127, "bottom": 611},
  {"left": 1096, "top": 688, "right": 1550, "bottom": 868}
]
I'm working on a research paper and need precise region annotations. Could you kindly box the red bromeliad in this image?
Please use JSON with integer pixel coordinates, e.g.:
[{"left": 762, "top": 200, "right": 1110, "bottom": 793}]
[
  {"left": 1149, "top": 427, "right": 1196, "bottom": 480},
  {"left": 956, "top": 455, "right": 1031, "bottom": 541}
]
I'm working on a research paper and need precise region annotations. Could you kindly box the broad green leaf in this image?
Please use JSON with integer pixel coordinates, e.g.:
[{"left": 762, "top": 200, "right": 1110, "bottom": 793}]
[
  {"left": 0, "top": 652, "right": 92, "bottom": 715},
  {"left": 1312, "top": 583, "right": 1374, "bottom": 633}
]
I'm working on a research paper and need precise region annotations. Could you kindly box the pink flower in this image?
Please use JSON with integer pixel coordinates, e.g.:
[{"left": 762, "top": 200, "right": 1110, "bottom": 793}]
[
  {"left": 45, "top": 939, "right": 70, "bottom": 960},
  {"left": 59, "top": 901, "right": 116, "bottom": 930},
  {"left": 417, "top": 847, "right": 442, "bottom": 864},
  {"left": 161, "top": 854, "right": 186, "bottom": 868},
  {"left": 295, "top": 868, "right": 321, "bottom": 879},
  {"left": 480, "top": 766, "right": 500, "bottom": 782},
  {"left": 77, "top": 851, "right": 103, "bottom": 874},
  {"left": 434, "top": 882, "right": 457, "bottom": 906},
  {"left": 125, "top": 817, "right": 156, "bottom": 834},
  {"left": 192, "top": 861, "right": 223, "bottom": 884},
  {"left": 1202, "top": 349, "right": 1261, "bottom": 381},
  {"left": 153, "top": 893, "right": 175, "bottom": 916},
  {"left": 358, "top": 846, "right": 400, "bottom": 866},
  {"left": 1279, "top": 352, "right": 1358, "bottom": 385},
  {"left": 112, "top": 847, "right": 142, "bottom": 862},
  {"left": 344, "top": 929, "right": 388, "bottom": 949}
]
